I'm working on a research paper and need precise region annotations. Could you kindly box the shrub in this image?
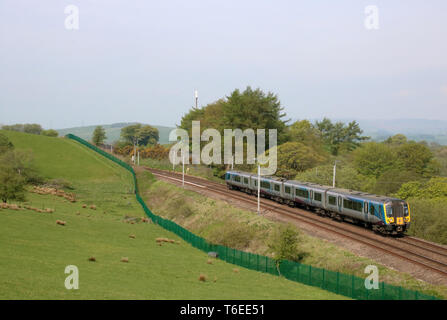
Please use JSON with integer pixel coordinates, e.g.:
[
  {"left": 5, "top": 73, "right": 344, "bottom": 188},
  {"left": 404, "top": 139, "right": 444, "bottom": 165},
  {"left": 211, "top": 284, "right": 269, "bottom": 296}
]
[
  {"left": 268, "top": 224, "right": 307, "bottom": 263},
  {"left": 207, "top": 220, "right": 255, "bottom": 250}
]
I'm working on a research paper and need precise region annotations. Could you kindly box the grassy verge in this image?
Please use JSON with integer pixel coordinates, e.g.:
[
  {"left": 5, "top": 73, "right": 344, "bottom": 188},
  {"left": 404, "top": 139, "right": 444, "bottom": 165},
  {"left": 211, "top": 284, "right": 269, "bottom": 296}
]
[
  {"left": 139, "top": 158, "right": 225, "bottom": 184},
  {"left": 0, "top": 130, "right": 345, "bottom": 299},
  {"left": 138, "top": 170, "right": 447, "bottom": 299}
]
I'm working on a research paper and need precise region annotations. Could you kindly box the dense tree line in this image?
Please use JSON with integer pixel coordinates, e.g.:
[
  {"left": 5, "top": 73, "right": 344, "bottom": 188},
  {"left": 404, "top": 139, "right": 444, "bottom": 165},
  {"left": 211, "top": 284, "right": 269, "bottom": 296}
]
[{"left": 1, "top": 124, "right": 58, "bottom": 137}]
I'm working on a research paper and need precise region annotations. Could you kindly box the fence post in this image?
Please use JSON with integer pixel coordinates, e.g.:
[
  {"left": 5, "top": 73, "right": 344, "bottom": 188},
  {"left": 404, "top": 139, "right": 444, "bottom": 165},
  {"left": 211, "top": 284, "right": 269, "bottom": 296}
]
[
  {"left": 257, "top": 254, "right": 259, "bottom": 271},
  {"left": 297, "top": 265, "right": 300, "bottom": 282},
  {"left": 322, "top": 269, "right": 325, "bottom": 289},
  {"left": 382, "top": 282, "right": 385, "bottom": 300},
  {"left": 351, "top": 274, "right": 355, "bottom": 298},
  {"left": 336, "top": 272, "right": 339, "bottom": 294},
  {"left": 309, "top": 266, "right": 312, "bottom": 285}
]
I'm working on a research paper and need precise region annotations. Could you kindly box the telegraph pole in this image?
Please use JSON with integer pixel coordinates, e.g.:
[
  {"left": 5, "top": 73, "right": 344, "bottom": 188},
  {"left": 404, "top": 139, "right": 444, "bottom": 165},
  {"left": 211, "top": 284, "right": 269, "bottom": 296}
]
[
  {"left": 194, "top": 89, "right": 198, "bottom": 109},
  {"left": 182, "top": 149, "right": 185, "bottom": 187},
  {"left": 333, "top": 161, "right": 337, "bottom": 188}
]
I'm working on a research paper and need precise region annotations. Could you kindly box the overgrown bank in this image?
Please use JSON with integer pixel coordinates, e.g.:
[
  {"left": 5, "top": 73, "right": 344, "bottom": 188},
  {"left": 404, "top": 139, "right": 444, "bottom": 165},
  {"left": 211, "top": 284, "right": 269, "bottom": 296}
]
[{"left": 138, "top": 169, "right": 447, "bottom": 299}]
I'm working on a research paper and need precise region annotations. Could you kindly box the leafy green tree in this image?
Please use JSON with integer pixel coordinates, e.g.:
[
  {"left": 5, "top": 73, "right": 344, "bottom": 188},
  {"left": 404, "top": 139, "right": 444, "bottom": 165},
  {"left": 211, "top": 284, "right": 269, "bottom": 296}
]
[
  {"left": 373, "top": 169, "right": 421, "bottom": 196},
  {"left": 275, "top": 142, "right": 327, "bottom": 178},
  {"left": 1, "top": 124, "right": 24, "bottom": 132},
  {"left": 352, "top": 142, "right": 396, "bottom": 178},
  {"left": 42, "top": 129, "right": 58, "bottom": 137},
  {"left": 0, "top": 166, "right": 26, "bottom": 203},
  {"left": 137, "top": 125, "right": 159, "bottom": 146},
  {"left": 179, "top": 87, "right": 289, "bottom": 144},
  {"left": 384, "top": 134, "right": 408, "bottom": 146},
  {"left": 92, "top": 126, "right": 107, "bottom": 146},
  {"left": 0, "top": 150, "right": 42, "bottom": 184},
  {"left": 268, "top": 225, "right": 307, "bottom": 274},
  {"left": 294, "top": 164, "right": 376, "bottom": 192},
  {"left": 0, "top": 150, "right": 29, "bottom": 203},
  {"left": 287, "top": 120, "right": 322, "bottom": 147},
  {"left": 396, "top": 142, "right": 434, "bottom": 176},
  {"left": 314, "top": 118, "right": 369, "bottom": 155},
  {"left": 120, "top": 124, "right": 142, "bottom": 145},
  {"left": 222, "top": 87, "right": 289, "bottom": 143},
  {"left": 395, "top": 177, "right": 447, "bottom": 200},
  {"left": 23, "top": 124, "right": 43, "bottom": 135},
  {"left": 0, "top": 133, "right": 14, "bottom": 154}
]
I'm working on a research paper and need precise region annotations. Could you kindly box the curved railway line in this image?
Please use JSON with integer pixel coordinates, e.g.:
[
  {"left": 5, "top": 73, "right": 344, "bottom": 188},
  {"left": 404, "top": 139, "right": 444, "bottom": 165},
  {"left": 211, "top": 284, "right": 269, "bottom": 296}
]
[{"left": 146, "top": 167, "right": 447, "bottom": 280}]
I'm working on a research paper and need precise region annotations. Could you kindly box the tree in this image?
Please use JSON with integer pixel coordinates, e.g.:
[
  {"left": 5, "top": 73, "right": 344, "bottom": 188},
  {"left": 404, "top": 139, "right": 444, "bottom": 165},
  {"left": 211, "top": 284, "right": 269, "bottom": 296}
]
[
  {"left": 315, "top": 118, "right": 369, "bottom": 155},
  {"left": 384, "top": 134, "right": 407, "bottom": 146},
  {"left": 352, "top": 142, "right": 396, "bottom": 178},
  {"left": 0, "top": 166, "right": 26, "bottom": 203},
  {"left": 0, "top": 150, "right": 42, "bottom": 184},
  {"left": 92, "top": 126, "right": 107, "bottom": 146},
  {"left": 179, "top": 87, "right": 289, "bottom": 144},
  {"left": 137, "top": 125, "right": 159, "bottom": 146},
  {"left": 0, "top": 133, "right": 14, "bottom": 154},
  {"left": 0, "top": 151, "right": 28, "bottom": 203},
  {"left": 42, "top": 129, "right": 58, "bottom": 137},
  {"left": 268, "top": 225, "right": 307, "bottom": 274},
  {"left": 275, "top": 142, "right": 327, "bottom": 179},
  {"left": 23, "top": 124, "right": 43, "bottom": 135},
  {"left": 120, "top": 124, "right": 142, "bottom": 145},
  {"left": 396, "top": 142, "right": 434, "bottom": 176},
  {"left": 287, "top": 120, "right": 322, "bottom": 147}
]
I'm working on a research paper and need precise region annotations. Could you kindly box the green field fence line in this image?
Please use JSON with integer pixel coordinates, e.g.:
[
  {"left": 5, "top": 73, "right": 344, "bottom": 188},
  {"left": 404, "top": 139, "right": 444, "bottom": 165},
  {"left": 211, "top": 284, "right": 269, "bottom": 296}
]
[{"left": 65, "top": 134, "right": 439, "bottom": 300}]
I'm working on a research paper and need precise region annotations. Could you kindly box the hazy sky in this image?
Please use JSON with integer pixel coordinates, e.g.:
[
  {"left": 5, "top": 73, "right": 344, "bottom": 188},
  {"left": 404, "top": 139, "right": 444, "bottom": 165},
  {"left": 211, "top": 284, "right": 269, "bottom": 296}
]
[{"left": 1, "top": 0, "right": 446, "bottom": 129}]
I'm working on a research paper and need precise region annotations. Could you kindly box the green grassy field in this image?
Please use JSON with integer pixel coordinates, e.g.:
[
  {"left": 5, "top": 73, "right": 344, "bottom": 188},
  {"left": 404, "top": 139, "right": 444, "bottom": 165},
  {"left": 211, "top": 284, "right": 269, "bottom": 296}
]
[{"left": 0, "top": 130, "right": 345, "bottom": 299}]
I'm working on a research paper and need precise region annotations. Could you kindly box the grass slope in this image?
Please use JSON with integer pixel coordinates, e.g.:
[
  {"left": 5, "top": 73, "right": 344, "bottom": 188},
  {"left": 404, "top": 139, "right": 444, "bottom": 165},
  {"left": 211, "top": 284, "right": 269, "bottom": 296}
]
[{"left": 0, "top": 131, "right": 344, "bottom": 299}]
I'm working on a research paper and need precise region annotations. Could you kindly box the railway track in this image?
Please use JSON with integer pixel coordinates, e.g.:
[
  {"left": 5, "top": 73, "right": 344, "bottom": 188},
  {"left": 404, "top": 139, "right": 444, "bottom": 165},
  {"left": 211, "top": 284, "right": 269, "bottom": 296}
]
[{"left": 146, "top": 167, "right": 447, "bottom": 278}]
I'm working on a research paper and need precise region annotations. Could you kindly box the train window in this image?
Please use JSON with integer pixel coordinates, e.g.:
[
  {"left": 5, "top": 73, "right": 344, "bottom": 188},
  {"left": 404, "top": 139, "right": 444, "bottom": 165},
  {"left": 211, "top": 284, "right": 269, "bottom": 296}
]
[
  {"left": 404, "top": 204, "right": 409, "bottom": 216},
  {"left": 364, "top": 203, "right": 368, "bottom": 214},
  {"left": 296, "top": 189, "right": 309, "bottom": 198},
  {"left": 244, "top": 177, "right": 249, "bottom": 184},
  {"left": 328, "top": 196, "right": 336, "bottom": 205},
  {"left": 235, "top": 176, "right": 241, "bottom": 182},
  {"left": 343, "top": 199, "right": 351, "bottom": 209},
  {"left": 314, "top": 192, "right": 322, "bottom": 201},
  {"left": 353, "top": 202, "right": 362, "bottom": 212},
  {"left": 285, "top": 186, "right": 291, "bottom": 194},
  {"left": 225, "top": 173, "right": 230, "bottom": 180},
  {"left": 274, "top": 184, "right": 280, "bottom": 192},
  {"left": 254, "top": 180, "right": 257, "bottom": 186},
  {"left": 369, "top": 204, "right": 375, "bottom": 215},
  {"left": 261, "top": 181, "right": 271, "bottom": 189}
]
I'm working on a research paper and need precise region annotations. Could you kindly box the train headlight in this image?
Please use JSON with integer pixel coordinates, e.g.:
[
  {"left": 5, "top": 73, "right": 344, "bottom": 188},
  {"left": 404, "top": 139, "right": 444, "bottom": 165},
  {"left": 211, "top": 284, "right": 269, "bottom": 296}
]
[{"left": 389, "top": 217, "right": 394, "bottom": 223}]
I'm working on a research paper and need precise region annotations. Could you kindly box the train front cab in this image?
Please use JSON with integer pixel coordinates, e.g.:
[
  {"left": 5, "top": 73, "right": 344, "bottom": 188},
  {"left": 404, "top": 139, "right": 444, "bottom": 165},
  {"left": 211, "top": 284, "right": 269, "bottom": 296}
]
[{"left": 383, "top": 200, "right": 411, "bottom": 234}]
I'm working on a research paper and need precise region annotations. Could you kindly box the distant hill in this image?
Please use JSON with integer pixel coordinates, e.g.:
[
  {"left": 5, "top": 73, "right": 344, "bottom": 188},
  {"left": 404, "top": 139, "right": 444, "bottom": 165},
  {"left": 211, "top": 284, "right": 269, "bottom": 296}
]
[
  {"left": 56, "top": 123, "right": 174, "bottom": 145},
  {"left": 305, "top": 118, "right": 447, "bottom": 145}
]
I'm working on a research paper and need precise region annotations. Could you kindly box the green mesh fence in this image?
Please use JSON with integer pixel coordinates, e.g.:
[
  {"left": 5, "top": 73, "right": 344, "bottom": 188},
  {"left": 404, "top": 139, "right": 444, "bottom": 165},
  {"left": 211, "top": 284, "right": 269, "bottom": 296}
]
[{"left": 65, "top": 134, "right": 439, "bottom": 300}]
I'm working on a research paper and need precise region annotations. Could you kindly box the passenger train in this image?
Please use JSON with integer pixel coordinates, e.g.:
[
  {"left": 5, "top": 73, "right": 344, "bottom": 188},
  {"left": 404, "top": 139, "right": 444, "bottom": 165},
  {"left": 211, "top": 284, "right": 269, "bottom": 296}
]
[{"left": 225, "top": 171, "right": 410, "bottom": 235}]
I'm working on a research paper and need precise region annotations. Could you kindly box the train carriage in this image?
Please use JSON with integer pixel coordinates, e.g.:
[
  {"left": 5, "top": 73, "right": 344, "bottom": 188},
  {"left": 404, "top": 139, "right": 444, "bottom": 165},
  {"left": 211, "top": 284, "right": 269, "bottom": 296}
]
[{"left": 225, "top": 170, "right": 410, "bottom": 235}]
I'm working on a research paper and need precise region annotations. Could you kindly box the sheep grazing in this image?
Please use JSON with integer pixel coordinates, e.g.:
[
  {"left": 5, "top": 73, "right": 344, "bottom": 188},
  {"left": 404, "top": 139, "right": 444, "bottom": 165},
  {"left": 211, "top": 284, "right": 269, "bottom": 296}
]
[
  {"left": 56, "top": 220, "right": 66, "bottom": 226},
  {"left": 82, "top": 204, "right": 87, "bottom": 208},
  {"left": 233, "top": 268, "right": 239, "bottom": 273},
  {"left": 198, "top": 274, "right": 207, "bottom": 282},
  {"left": 120, "top": 257, "right": 129, "bottom": 263},
  {"left": 90, "top": 205, "right": 96, "bottom": 210},
  {"left": 88, "top": 256, "right": 96, "bottom": 262},
  {"left": 129, "top": 234, "right": 136, "bottom": 239}
]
